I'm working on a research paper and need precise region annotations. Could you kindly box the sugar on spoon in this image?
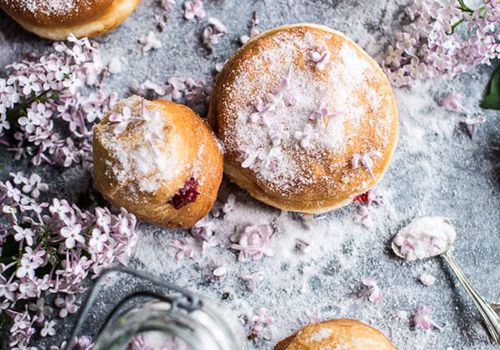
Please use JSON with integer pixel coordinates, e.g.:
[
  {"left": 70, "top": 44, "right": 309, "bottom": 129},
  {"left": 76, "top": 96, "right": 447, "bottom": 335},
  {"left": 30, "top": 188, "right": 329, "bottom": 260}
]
[{"left": 391, "top": 216, "right": 500, "bottom": 344}]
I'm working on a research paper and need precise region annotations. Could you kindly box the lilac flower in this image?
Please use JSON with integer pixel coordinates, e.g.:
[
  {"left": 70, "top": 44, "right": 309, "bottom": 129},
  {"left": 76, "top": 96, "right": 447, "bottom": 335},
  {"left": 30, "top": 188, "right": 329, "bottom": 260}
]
[
  {"left": 170, "top": 237, "right": 200, "bottom": 260},
  {"left": 54, "top": 294, "right": 78, "bottom": 318},
  {"left": 13, "top": 226, "right": 34, "bottom": 246},
  {"left": 161, "top": 0, "right": 176, "bottom": 12},
  {"left": 109, "top": 106, "right": 135, "bottom": 135},
  {"left": 17, "top": 74, "right": 42, "bottom": 96},
  {"left": 41, "top": 320, "right": 56, "bottom": 337},
  {"left": 18, "top": 102, "right": 50, "bottom": 133},
  {"left": 440, "top": 93, "right": 467, "bottom": 112},
  {"left": 240, "top": 12, "right": 260, "bottom": 44},
  {"left": 268, "top": 124, "right": 290, "bottom": 147},
  {"left": 70, "top": 335, "right": 94, "bottom": 350},
  {"left": 309, "top": 47, "right": 331, "bottom": 71},
  {"left": 191, "top": 217, "right": 216, "bottom": 241},
  {"left": 0, "top": 174, "right": 137, "bottom": 347},
  {"left": 212, "top": 265, "right": 228, "bottom": 280},
  {"left": 0, "top": 275, "right": 18, "bottom": 301},
  {"left": 241, "top": 271, "right": 265, "bottom": 290},
  {"left": 167, "top": 77, "right": 187, "bottom": 101},
  {"left": 293, "top": 124, "right": 314, "bottom": 148},
  {"left": 138, "top": 80, "right": 167, "bottom": 96},
  {"left": 203, "top": 18, "right": 228, "bottom": 51},
  {"left": 60, "top": 224, "right": 84, "bottom": 249},
  {"left": 414, "top": 305, "right": 443, "bottom": 331},
  {"left": 461, "top": 115, "right": 486, "bottom": 138},
  {"left": 20, "top": 173, "right": 48, "bottom": 198},
  {"left": 360, "top": 277, "right": 384, "bottom": 304},
  {"left": 1, "top": 35, "right": 114, "bottom": 167},
  {"left": 309, "top": 102, "right": 343, "bottom": 126},
  {"left": 383, "top": 0, "right": 500, "bottom": 87},
  {"left": 184, "top": 0, "right": 205, "bottom": 20},
  {"left": 230, "top": 224, "right": 274, "bottom": 262},
  {"left": 211, "top": 194, "right": 236, "bottom": 218},
  {"left": 139, "top": 31, "right": 162, "bottom": 53},
  {"left": 353, "top": 205, "right": 375, "bottom": 229},
  {"left": 352, "top": 150, "right": 382, "bottom": 178},
  {"left": 28, "top": 297, "right": 52, "bottom": 324},
  {"left": 248, "top": 308, "right": 274, "bottom": 340}
]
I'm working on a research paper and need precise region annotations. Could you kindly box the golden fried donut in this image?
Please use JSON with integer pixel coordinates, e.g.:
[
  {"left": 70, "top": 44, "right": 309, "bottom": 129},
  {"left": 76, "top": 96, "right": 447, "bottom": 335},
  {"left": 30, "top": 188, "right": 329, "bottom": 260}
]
[
  {"left": 208, "top": 23, "right": 398, "bottom": 214},
  {"left": 275, "top": 319, "right": 396, "bottom": 350},
  {"left": 93, "top": 96, "right": 223, "bottom": 229},
  {"left": 0, "top": 0, "right": 141, "bottom": 40}
]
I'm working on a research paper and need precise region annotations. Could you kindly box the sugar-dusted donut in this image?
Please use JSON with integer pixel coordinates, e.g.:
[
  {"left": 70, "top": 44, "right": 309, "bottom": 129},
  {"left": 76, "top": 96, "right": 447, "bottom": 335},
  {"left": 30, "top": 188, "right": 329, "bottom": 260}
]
[
  {"left": 209, "top": 24, "right": 398, "bottom": 214},
  {"left": 93, "top": 96, "right": 223, "bottom": 228},
  {"left": 0, "top": 0, "right": 141, "bottom": 40},
  {"left": 275, "top": 319, "right": 396, "bottom": 350}
]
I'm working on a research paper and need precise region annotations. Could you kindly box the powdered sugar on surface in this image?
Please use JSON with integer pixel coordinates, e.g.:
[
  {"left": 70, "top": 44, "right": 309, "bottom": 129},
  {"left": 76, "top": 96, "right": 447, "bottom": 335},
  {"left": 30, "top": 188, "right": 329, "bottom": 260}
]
[
  {"left": 0, "top": 1, "right": 499, "bottom": 350},
  {"left": 3, "top": 0, "right": 87, "bottom": 16}
]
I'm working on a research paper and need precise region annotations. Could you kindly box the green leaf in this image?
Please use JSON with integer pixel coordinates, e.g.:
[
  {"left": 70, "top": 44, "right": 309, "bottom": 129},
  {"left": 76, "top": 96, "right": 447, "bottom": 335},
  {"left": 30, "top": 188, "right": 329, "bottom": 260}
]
[{"left": 480, "top": 65, "right": 500, "bottom": 110}]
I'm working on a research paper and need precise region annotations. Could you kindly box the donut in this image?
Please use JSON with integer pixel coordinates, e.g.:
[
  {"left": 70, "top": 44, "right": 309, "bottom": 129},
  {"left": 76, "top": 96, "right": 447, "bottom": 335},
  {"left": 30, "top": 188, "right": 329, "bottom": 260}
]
[
  {"left": 208, "top": 24, "right": 398, "bottom": 214},
  {"left": 275, "top": 319, "right": 396, "bottom": 350},
  {"left": 0, "top": 0, "right": 141, "bottom": 40},
  {"left": 92, "top": 96, "right": 223, "bottom": 229}
]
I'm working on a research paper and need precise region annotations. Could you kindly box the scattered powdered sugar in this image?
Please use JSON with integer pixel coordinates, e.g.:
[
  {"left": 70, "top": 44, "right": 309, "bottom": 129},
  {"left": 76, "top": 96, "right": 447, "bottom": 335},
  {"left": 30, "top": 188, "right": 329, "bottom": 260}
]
[
  {"left": 419, "top": 272, "right": 437, "bottom": 287},
  {"left": 392, "top": 217, "right": 457, "bottom": 260},
  {"left": 97, "top": 96, "right": 181, "bottom": 194},
  {"left": 1, "top": 1, "right": 498, "bottom": 350}
]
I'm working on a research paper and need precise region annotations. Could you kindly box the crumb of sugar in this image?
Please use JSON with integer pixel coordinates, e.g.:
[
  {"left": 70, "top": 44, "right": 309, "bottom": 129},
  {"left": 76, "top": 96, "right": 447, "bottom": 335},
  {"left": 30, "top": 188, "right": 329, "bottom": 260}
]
[
  {"left": 307, "top": 327, "right": 333, "bottom": 343},
  {"left": 419, "top": 272, "right": 436, "bottom": 287}
]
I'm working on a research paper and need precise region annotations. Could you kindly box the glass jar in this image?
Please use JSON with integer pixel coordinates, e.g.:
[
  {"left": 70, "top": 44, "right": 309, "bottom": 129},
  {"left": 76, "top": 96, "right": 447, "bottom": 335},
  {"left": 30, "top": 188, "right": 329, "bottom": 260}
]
[{"left": 67, "top": 267, "right": 245, "bottom": 350}]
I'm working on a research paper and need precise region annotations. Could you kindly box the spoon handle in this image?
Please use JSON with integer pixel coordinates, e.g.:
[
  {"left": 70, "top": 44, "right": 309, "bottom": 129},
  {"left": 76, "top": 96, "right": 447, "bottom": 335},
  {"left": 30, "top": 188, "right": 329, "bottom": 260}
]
[{"left": 442, "top": 251, "right": 500, "bottom": 344}]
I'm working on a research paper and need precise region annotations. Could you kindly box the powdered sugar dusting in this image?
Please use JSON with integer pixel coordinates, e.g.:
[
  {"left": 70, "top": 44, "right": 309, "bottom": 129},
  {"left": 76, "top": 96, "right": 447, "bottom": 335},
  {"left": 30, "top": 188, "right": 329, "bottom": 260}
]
[
  {"left": 97, "top": 96, "right": 181, "bottom": 194},
  {"left": 4, "top": 0, "right": 85, "bottom": 16},
  {"left": 219, "top": 26, "right": 394, "bottom": 195},
  {"left": 393, "top": 217, "right": 457, "bottom": 260},
  {"left": 307, "top": 327, "right": 333, "bottom": 343}
]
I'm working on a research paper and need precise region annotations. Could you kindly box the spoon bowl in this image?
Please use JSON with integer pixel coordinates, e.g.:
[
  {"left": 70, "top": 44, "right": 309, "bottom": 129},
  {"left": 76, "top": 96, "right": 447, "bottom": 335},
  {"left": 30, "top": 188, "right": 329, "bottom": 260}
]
[{"left": 391, "top": 217, "right": 500, "bottom": 344}]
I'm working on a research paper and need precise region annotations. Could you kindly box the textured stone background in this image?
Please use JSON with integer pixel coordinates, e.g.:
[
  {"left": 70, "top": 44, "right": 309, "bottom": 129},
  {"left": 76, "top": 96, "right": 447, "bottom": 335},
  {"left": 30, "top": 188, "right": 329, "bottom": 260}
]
[{"left": 1, "top": 0, "right": 499, "bottom": 349}]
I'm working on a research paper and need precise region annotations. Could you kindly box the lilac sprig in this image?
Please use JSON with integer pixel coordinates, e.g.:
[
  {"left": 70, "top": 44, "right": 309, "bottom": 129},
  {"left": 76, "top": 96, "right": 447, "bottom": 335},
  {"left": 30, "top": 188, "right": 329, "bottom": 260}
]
[
  {"left": 383, "top": 0, "right": 499, "bottom": 87},
  {"left": 0, "top": 35, "right": 115, "bottom": 167},
  {"left": 0, "top": 173, "right": 137, "bottom": 349}
]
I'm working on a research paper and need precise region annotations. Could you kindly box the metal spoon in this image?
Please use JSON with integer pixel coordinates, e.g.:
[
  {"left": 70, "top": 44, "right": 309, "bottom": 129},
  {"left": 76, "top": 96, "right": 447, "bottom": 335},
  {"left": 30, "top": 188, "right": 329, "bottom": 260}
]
[{"left": 392, "top": 241, "right": 500, "bottom": 344}]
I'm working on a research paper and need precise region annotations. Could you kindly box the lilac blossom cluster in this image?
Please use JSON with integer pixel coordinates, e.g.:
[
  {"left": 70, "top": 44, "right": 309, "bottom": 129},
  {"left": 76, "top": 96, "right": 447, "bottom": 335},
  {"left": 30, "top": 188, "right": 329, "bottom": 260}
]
[
  {"left": 0, "top": 35, "right": 116, "bottom": 167},
  {"left": 0, "top": 172, "right": 137, "bottom": 349},
  {"left": 383, "top": 0, "right": 500, "bottom": 87}
]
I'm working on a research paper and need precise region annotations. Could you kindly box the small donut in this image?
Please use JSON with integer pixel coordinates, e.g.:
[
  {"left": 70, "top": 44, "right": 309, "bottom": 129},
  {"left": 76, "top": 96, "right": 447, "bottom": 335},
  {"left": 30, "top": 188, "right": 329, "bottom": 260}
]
[
  {"left": 0, "top": 0, "right": 141, "bottom": 40},
  {"left": 275, "top": 319, "right": 396, "bottom": 350},
  {"left": 92, "top": 96, "right": 223, "bottom": 229},
  {"left": 209, "top": 24, "right": 398, "bottom": 214}
]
